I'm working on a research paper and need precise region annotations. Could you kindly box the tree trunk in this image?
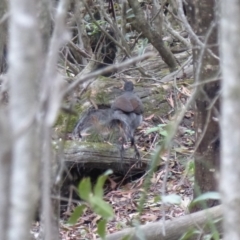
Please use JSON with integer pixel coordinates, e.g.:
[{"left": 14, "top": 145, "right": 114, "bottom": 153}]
[
  {"left": 37, "top": 0, "right": 52, "bottom": 53},
  {"left": 0, "top": 107, "right": 12, "bottom": 240},
  {"left": 0, "top": 0, "right": 7, "bottom": 73},
  {"left": 7, "top": 0, "right": 42, "bottom": 239},
  {"left": 128, "top": 0, "right": 178, "bottom": 72},
  {"left": 220, "top": 0, "right": 240, "bottom": 239},
  {"left": 185, "top": 0, "right": 220, "bottom": 211}
]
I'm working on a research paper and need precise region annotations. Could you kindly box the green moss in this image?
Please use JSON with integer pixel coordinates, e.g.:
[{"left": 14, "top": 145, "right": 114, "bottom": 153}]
[
  {"left": 65, "top": 140, "right": 117, "bottom": 152},
  {"left": 95, "top": 91, "right": 111, "bottom": 105},
  {"left": 161, "top": 68, "right": 170, "bottom": 76},
  {"left": 55, "top": 103, "right": 84, "bottom": 133}
]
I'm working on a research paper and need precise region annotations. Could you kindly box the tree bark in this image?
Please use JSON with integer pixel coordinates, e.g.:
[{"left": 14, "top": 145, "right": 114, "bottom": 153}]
[
  {"left": 128, "top": 0, "right": 178, "bottom": 72},
  {"left": 0, "top": 0, "right": 7, "bottom": 73},
  {"left": 185, "top": 0, "right": 220, "bottom": 211},
  {"left": 0, "top": 107, "right": 12, "bottom": 240},
  {"left": 7, "top": 0, "right": 42, "bottom": 239},
  {"left": 64, "top": 141, "right": 148, "bottom": 172},
  {"left": 37, "top": 0, "right": 52, "bottom": 53},
  {"left": 220, "top": 0, "right": 240, "bottom": 239},
  {"left": 99, "top": 205, "right": 222, "bottom": 240}
]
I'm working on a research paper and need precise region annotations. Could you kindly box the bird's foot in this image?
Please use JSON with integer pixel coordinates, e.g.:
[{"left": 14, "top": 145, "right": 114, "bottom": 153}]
[
  {"left": 134, "top": 148, "right": 142, "bottom": 168},
  {"left": 118, "top": 144, "right": 125, "bottom": 170}
]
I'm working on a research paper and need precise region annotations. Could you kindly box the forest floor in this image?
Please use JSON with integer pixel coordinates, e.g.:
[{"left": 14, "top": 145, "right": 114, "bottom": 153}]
[
  {"left": 32, "top": 35, "right": 195, "bottom": 240},
  {"left": 57, "top": 61, "right": 194, "bottom": 239}
]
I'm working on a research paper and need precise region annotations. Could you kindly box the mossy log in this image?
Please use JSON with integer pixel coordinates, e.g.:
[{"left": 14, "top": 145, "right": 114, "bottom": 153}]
[{"left": 64, "top": 141, "right": 150, "bottom": 174}]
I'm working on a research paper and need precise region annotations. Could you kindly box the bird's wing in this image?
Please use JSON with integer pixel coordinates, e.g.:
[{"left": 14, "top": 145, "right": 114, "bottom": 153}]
[{"left": 112, "top": 95, "right": 135, "bottom": 112}]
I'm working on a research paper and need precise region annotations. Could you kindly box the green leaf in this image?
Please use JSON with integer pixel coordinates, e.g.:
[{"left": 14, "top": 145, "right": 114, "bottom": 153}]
[
  {"left": 146, "top": 124, "right": 167, "bottom": 134},
  {"left": 184, "top": 129, "right": 195, "bottom": 135},
  {"left": 159, "top": 130, "right": 168, "bottom": 137},
  {"left": 97, "top": 219, "right": 107, "bottom": 239},
  {"left": 94, "top": 170, "right": 113, "bottom": 198},
  {"left": 90, "top": 196, "right": 114, "bottom": 220},
  {"left": 179, "top": 228, "right": 200, "bottom": 240},
  {"left": 154, "top": 195, "right": 161, "bottom": 202},
  {"left": 94, "top": 175, "right": 108, "bottom": 198},
  {"left": 162, "top": 194, "right": 182, "bottom": 204},
  {"left": 103, "top": 169, "right": 113, "bottom": 176},
  {"left": 192, "top": 192, "right": 221, "bottom": 204},
  {"left": 67, "top": 205, "right": 86, "bottom": 225},
  {"left": 121, "top": 235, "right": 132, "bottom": 240},
  {"left": 121, "top": 234, "right": 132, "bottom": 240},
  {"left": 78, "top": 178, "right": 92, "bottom": 201},
  {"left": 145, "top": 126, "right": 160, "bottom": 134}
]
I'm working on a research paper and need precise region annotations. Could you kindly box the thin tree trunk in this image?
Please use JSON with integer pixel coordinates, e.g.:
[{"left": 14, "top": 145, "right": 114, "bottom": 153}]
[
  {"left": 185, "top": 0, "right": 220, "bottom": 211},
  {"left": 7, "top": 0, "right": 42, "bottom": 239},
  {"left": 128, "top": 0, "right": 178, "bottom": 72},
  {"left": 0, "top": 0, "right": 7, "bottom": 73},
  {"left": 220, "top": 0, "right": 240, "bottom": 239},
  {"left": 0, "top": 107, "right": 12, "bottom": 240}
]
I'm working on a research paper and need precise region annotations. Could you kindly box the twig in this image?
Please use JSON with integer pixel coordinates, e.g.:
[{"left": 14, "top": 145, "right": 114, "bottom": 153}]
[
  {"left": 164, "top": 19, "right": 191, "bottom": 49},
  {"left": 64, "top": 53, "right": 154, "bottom": 96},
  {"left": 176, "top": 0, "right": 219, "bottom": 61}
]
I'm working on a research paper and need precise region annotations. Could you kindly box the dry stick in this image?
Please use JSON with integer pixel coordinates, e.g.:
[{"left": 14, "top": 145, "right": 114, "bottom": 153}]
[
  {"left": 186, "top": 21, "right": 220, "bottom": 162},
  {"left": 164, "top": 19, "right": 191, "bottom": 49},
  {"left": 177, "top": 0, "right": 219, "bottom": 61},
  {"left": 161, "top": 147, "right": 171, "bottom": 236},
  {"left": 163, "top": 4, "right": 183, "bottom": 23},
  {"left": 121, "top": 32, "right": 143, "bottom": 63},
  {"left": 60, "top": 50, "right": 81, "bottom": 75},
  {"left": 40, "top": 0, "right": 70, "bottom": 239},
  {"left": 194, "top": 21, "right": 218, "bottom": 90},
  {"left": 121, "top": 0, "right": 127, "bottom": 38},
  {"left": 149, "top": 132, "right": 158, "bottom": 152},
  {"left": 100, "top": 205, "right": 222, "bottom": 240},
  {"left": 166, "top": 19, "right": 219, "bottom": 171},
  {"left": 68, "top": 40, "right": 92, "bottom": 59},
  {"left": 51, "top": 195, "right": 83, "bottom": 206},
  {"left": 177, "top": 25, "right": 221, "bottom": 186},
  {"left": 99, "top": 6, "right": 130, "bottom": 53},
  {"left": 151, "top": 4, "right": 162, "bottom": 24},
  {"left": 191, "top": 77, "right": 220, "bottom": 88},
  {"left": 118, "top": 162, "right": 142, "bottom": 188},
  {"left": 173, "top": 56, "right": 192, "bottom": 92},
  {"left": 64, "top": 53, "right": 154, "bottom": 96},
  {"left": 171, "top": 56, "right": 192, "bottom": 111},
  {"left": 74, "top": 1, "right": 88, "bottom": 66},
  {"left": 97, "top": 2, "right": 151, "bottom": 77},
  {"left": 150, "top": 0, "right": 164, "bottom": 36},
  {"left": 160, "top": 54, "right": 193, "bottom": 83},
  {"left": 66, "top": 47, "right": 81, "bottom": 67},
  {"left": 83, "top": 0, "right": 128, "bottom": 56}
]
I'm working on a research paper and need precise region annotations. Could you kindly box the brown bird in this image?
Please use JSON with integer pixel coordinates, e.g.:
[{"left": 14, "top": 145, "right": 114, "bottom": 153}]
[
  {"left": 111, "top": 81, "right": 143, "bottom": 160},
  {"left": 72, "top": 81, "right": 143, "bottom": 162}
]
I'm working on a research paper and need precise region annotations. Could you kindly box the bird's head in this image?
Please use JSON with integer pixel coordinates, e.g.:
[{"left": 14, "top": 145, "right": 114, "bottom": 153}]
[{"left": 123, "top": 81, "right": 134, "bottom": 92}]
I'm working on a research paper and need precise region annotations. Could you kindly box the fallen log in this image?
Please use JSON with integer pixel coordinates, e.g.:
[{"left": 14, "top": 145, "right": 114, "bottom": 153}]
[
  {"left": 64, "top": 141, "right": 150, "bottom": 174},
  {"left": 100, "top": 205, "right": 222, "bottom": 240}
]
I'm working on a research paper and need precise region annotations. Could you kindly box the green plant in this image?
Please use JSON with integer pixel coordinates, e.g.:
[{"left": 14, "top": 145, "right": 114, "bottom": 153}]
[
  {"left": 68, "top": 170, "right": 114, "bottom": 239},
  {"left": 145, "top": 123, "right": 168, "bottom": 137}
]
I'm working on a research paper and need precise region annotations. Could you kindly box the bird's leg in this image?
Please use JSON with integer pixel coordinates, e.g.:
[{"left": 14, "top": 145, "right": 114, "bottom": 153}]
[
  {"left": 133, "top": 142, "right": 141, "bottom": 160},
  {"left": 120, "top": 143, "right": 124, "bottom": 167},
  {"left": 118, "top": 123, "right": 128, "bottom": 169},
  {"left": 130, "top": 136, "right": 141, "bottom": 161}
]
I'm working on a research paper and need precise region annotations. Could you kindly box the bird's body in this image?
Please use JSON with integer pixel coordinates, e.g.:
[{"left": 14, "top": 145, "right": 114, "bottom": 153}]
[
  {"left": 111, "top": 81, "right": 143, "bottom": 115},
  {"left": 111, "top": 81, "right": 143, "bottom": 160},
  {"left": 72, "top": 81, "right": 143, "bottom": 161}
]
